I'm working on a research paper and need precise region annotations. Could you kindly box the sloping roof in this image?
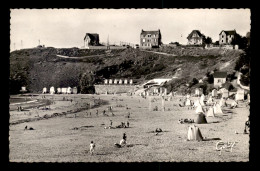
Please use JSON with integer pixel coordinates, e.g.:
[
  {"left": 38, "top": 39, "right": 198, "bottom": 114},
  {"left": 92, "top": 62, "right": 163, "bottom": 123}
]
[
  {"left": 187, "top": 30, "right": 203, "bottom": 39},
  {"left": 219, "top": 30, "right": 236, "bottom": 35},
  {"left": 84, "top": 33, "right": 99, "bottom": 41},
  {"left": 141, "top": 30, "right": 160, "bottom": 35},
  {"left": 213, "top": 72, "right": 227, "bottom": 78}
]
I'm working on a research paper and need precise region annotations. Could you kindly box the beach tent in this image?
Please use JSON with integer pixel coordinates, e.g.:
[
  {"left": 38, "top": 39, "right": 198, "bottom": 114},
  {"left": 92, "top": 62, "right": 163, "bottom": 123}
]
[
  {"left": 67, "top": 87, "right": 72, "bottom": 94},
  {"left": 195, "top": 88, "right": 203, "bottom": 96},
  {"left": 219, "top": 98, "right": 226, "bottom": 107},
  {"left": 193, "top": 100, "right": 200, "bottom": 108},
  {"left": 50, "top": 86, "right": 55, "bottom": 94},
  {"left": 220, "top": 88, "right": 229, "bottom": 98},
  {"left": 57, "top": 88, "right": 61, "bottom": 94},
  {"left": 206, "top": 107, "right": 215, "bottom": 117},
  {"left": 61, "top": 88, "right": 67, "bottom": 94},
  {"left": 187, "top": 125, "right": 203, "bottom": 141},
  {"left": 247, "top": 94, "right": 250, "bottom": 103},
  {"left": 235, "top": 89, "right": 245, "bottom": 101},
  {"left": 195, "top": 104, "right": 205, "bottom": 114},
  {"left": 212, "top": 89, "right": 218, "bottom": 97},
  {"left": 213, "top": 104, "right": 223, "bottom": 114},
  {"left": 206, "top": 96, "right": 213, "bottom": 105},
  {"left": 195, "top": 113, "right": 207, "bottom": 124},
  {"left": 200, "top": 95, "right": 205, "bottom": 106},
  {"left": 72, "top": 87, "right": 78, "bottom": 94},
  {"left": 185, "top": 98, "right": 192, "bottom": 106},
  {"left": 42, "top": 87, "right": 47, "bottom": 94},
  {"left": 230, "top": 100, "right": 238, "bottom": 108}
]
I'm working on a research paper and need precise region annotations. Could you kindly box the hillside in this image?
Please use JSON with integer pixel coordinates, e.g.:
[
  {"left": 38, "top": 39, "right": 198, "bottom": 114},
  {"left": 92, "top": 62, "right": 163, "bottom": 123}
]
[{"left": 9, "top": 47, "right": 243, "bottom": 94}]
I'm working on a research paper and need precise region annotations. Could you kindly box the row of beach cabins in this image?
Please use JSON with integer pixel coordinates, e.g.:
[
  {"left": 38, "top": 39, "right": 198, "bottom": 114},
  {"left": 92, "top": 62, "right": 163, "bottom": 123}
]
[
  {"left": 103, "top": 79, "right": 133, "bottom": 85},
  {"left": 42, "top": 86, "right": 78, "bottom": 94}
]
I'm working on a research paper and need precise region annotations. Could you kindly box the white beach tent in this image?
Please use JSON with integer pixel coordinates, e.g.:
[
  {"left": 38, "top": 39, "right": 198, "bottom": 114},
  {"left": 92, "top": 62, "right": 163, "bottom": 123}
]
[
  {"left": 50, "top": 86, "right": 55, "bottom": 94},
  {"left": 195, "top": 104, "right": 205, "bottom": 114},
  {"left": 187, "top": 125, "right": 203, "bottom": 141},
  {"left": 193, "top": 100, "right": 200, "bottom": 108},
  {"left": 185, "top": 98, "right": 192, "bottom": 106},
  {"left": 206, "top": 107, "right": 215, "bottom": 117},
  {"left": 212, "top": 89, "right": 218, "bottom": 97},
  {"left": 206, "top": 96, "right": 213, "bottom": 105},
  {"left": 219, "top": 98, "right": 226, "bottom": 107},
  {"left": 200, "top": 94, "right": 205, "bottom": 106},
  {"left": 231, "top": 100, "right": 238, "bottom": 108},
  {"left": 213, "top": 104, "right": 223, "bottom": 114},
  {"left": 235, "top": 89, "right": 245, "bottom": 101}
]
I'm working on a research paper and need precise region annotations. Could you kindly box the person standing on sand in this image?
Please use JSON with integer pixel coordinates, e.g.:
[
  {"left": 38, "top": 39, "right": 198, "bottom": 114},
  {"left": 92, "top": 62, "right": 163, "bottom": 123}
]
[
  {"left": 127, "top": 121, "right": 129, "bottom": 128},
  {"left": 110, "top": 120, "right": 113, "bottom": 126},
  {"left": 89, "top": 141, "right": 95, "bottom": 155},
  {"left": 96, "top": 110, "right": 98, "bottom": 116}
]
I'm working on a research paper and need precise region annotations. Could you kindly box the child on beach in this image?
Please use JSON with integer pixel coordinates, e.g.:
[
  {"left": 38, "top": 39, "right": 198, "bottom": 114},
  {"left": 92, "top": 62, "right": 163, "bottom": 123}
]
[{"left": 90, "top": 141, "right": 95, "bottom": 155}]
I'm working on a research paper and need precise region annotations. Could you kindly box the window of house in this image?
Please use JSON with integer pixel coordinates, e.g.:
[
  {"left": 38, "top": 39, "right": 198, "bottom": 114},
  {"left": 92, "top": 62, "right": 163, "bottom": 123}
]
[
  {"left": 222, "top": 35, "right": 224, "bottom": 38},
  {"left": 154, "top": 39, "right": 156, "bottom": 42},
  {"left": 142, "top": 39, "right": 145, "bottom": 42},
  {"left": 153, "top": 35, "right": 156, "bottom": 37},
  {"left": 222, "top": 40, "right": 224, "bottom": 42}
]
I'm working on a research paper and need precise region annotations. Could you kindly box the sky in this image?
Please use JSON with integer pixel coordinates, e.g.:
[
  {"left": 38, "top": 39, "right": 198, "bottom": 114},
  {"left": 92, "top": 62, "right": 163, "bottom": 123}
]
[{"left": 10, "top": 9, "right": 251, "bottom": 51}]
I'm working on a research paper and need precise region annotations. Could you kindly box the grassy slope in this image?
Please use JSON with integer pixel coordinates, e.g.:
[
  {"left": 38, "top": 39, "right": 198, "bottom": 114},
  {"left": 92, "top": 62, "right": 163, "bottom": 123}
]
[{"left": 9, "top": 47, "right": 243, "bottom": 93}]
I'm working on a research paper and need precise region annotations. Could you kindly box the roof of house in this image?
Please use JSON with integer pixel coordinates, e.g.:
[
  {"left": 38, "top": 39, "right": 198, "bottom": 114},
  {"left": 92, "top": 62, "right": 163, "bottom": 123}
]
[
  {"left": 141, "top": 29, "right": 160, "bottom": 35},
  {"left": 219, "top": 30, "right": 236, "bottom": 35},
  {"left": 187, "top": 30, "right": 203, "bottom": 39},
  {"left": 213, "top": 72, "right": 227, "bottom": 78},
  {"left": 84, "top": 33, "right": 99, "bottom": 41}
]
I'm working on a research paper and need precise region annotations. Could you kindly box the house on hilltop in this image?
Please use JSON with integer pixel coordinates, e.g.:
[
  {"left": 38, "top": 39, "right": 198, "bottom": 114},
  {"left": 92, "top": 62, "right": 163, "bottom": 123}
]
[
  {"left": 187, "top": 30, "right": 204, "bottom": 45},
  {"left": 84, "top": 33, "right": 100, "bottom": 49},
  {"left": 213, "top": 72, "right": 227, "bottom": 88},
  {"left": 140, "top": 29, "right": 162, "bottom": 48},
  {"left": 219, "top": 30, "right": 237, "bottom": 45}
]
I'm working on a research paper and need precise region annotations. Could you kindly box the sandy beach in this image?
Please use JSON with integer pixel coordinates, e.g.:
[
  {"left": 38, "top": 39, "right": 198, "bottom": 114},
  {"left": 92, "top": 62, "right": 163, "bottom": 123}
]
[{"left": 9, "top": 94, "right": 249, "bottom": 162}]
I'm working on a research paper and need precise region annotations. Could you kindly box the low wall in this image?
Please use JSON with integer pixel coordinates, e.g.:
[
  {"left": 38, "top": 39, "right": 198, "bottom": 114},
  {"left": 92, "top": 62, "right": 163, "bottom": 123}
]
[{"left": 94, "top": 85, "right": 137, "bottom": 94}]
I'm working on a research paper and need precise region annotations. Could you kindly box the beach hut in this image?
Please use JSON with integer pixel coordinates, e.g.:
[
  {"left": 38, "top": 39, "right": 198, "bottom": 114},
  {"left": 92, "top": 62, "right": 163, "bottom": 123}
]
[
  {"left": 109, "top": 79, "right": 113, "bottom": 84},
  {"left": 42, "top": 87, "right": 47, "bottom": 94},
  {"left": 129, "top": 79, "right": 133, "bottom": 85},
  {"left": 187, "top": 125, "right": 203, "bottom": 141},
  {"left": 57, "top": 88, "right": 61, "bottom": 94},
  {"left": 219, "top": 98, "right": 227, "bottom": 107},
  {"left": 104, "top": 79, "right": 108, "bottom": 84},
  {"left": 119, "top": 79, "right": 123, "bottom": 84},
  {"left": 114, "top": 79, "right": 118, "bottom": 84},
  {"left": 67, "top": 87, "right": 72, "bottom": 94},
  {"left": 193, "top": 100, "right": 200, "bottom": 108},
  {"left": 72, "top": 87, "right": 78, "bottom": 94},
  {"left": 50, "top": 86, "right": 55, "bottom": 94},
  {"left": 124, "top": 79, "right": 128, "bottom": 84},
  {"left": 61, "top": 88, "right": 67, "bottom": 94},
  {"left": 20, "top": 86, "right": 27, "bottom": 93},
  {"left": 235, "top": 89, "right": 245, "bottom": 101}
]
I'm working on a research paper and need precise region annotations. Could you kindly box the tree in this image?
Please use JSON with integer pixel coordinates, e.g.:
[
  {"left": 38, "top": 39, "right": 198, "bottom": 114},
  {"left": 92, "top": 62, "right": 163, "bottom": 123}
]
[
  {"left": 231, "top": 33, "right": 248, "bottom": 50},
  {"left": 204, "top": 37, "right": 213, "bottom": 45},
  {"left": 79, "top": 72, "right": 96, "bottom": 94}
]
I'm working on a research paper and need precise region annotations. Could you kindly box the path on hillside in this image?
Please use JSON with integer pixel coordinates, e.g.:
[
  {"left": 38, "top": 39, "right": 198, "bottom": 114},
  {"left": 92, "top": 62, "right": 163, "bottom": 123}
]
[
  {"left": 56, "top": 54, "right": 106, "bottom": 59},
  {"left": 140, "top": 50, "right": 176, "bottom": 56}
]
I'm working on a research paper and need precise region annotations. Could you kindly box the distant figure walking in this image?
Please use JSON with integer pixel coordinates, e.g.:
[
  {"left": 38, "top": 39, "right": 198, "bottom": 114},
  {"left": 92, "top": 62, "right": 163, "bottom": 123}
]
[
  {"left": 96, "top": 110, "right": 98, "bottom": 116},
  {"left": 110, "top": 120, "right": 113, "bottom": 126},
  {"left": 123, "top": 133, "right": 127, "bottom": 141},
  {"left": 86, "top": 111, "right": 88, "bottom": 116},
  {"left": 103, "top": 110, "right": 106, "bottom": 115},
  {"left": 127, "top": 121, "right": 129, "bottom": 128},
  {"left": 89, "top": 112, "right": 91, "bottom": 116},
  {"left": 89, "top": 141, "right": 95, "bottom": 155}
]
